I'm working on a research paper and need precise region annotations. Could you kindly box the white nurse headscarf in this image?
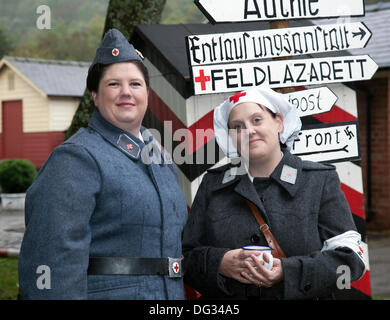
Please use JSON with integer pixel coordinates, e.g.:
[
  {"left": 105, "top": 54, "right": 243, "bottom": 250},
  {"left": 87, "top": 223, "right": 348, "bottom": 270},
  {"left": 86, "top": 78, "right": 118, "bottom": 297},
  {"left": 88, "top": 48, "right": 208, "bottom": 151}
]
[{"left": 213, "top": 87, "right": 302, "bottom": 157}]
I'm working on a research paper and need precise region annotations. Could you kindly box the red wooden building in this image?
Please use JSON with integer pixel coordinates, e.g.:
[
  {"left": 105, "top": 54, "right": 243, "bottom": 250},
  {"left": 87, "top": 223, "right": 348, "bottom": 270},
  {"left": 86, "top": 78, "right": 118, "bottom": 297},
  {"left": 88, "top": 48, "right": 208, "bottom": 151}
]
[{"left": 0, "top": 56, "right": 88, "bottom": 168}]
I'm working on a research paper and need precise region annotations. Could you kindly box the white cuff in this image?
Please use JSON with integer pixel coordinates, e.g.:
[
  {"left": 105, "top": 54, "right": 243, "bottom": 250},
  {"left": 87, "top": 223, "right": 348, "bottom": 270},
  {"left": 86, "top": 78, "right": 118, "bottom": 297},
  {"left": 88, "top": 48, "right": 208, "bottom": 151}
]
[{"left": 321, "top": 230, "right": 367, "bottom": 280}]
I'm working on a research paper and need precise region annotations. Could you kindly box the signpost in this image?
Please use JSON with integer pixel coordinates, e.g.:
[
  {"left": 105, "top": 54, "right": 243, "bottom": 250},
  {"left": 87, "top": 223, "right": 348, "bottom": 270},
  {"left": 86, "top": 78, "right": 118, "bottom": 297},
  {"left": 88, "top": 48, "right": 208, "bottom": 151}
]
[
  {"left": 187, "top": 22, "right": 372, "bottom": 65},
  {"left": 291, "top": 122, "right": 360, "bottom": 163},
  {"left": 192, "top": 55, "right": 378, "bottom": 95},
  {"left": 195, "top": 0, "right": 365, "bottom": 23},
  {"left": 285, "top": 87, "right": 337, "bottom": 117}
]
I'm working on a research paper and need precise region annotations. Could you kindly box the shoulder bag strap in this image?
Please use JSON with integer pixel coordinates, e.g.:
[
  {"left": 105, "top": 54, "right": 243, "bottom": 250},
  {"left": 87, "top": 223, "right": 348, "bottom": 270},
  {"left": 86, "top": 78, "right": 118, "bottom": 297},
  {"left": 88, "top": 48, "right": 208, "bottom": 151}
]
[{"left": 245, "top": 199, "right": 287, "bottom": 258}]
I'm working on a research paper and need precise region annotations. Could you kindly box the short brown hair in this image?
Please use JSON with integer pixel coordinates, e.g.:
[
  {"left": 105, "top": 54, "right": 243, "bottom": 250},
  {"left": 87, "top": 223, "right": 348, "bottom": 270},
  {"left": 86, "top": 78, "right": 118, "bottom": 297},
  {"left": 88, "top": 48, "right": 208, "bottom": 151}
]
[{"left": 86, "top": 60, "right": 150, "bottom": 93}]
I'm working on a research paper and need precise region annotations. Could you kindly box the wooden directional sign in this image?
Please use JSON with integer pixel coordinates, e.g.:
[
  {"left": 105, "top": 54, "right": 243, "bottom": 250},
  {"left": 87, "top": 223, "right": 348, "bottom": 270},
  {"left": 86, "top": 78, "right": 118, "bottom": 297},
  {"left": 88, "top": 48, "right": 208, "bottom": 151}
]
[
  {"left": 191, "top": 55, "right": 378, "bottom": 95},
  {"left": 285, "top": 87, "right": 338, "bottom": 117},
  {"left": 291, "top": 121, "right": 360, "bottom": 163},
  {"left": 187, "top": 22, "right": 372, "bottom": 65},
  {"left": 195, "top": 0, "right": 365, "bottom": 23}
]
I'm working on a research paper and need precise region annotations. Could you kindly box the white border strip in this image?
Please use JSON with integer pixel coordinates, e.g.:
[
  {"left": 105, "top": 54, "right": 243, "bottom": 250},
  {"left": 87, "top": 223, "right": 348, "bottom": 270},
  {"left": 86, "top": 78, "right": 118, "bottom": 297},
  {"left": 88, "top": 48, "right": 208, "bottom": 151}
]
[{"left": 334, "top": 161, "right": 364, "bottom": 194}]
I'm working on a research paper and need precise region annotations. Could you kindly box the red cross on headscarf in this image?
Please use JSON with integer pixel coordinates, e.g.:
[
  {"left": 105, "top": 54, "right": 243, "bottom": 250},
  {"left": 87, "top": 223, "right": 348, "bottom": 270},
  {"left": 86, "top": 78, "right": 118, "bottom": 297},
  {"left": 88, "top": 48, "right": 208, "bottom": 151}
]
[
  {"left": 112, "top": 48, "right": 119, "bottom": 56},
  {"left": 229, "top": 92, "right": 246, "bottom": 103}
]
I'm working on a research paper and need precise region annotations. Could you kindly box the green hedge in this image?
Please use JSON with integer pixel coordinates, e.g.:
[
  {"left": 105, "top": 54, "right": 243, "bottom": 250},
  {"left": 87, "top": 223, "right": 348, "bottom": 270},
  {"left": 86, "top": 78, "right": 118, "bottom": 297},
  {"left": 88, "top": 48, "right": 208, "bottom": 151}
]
[{"left": 0, "top": 159, "right": 37, "bottom": 193}]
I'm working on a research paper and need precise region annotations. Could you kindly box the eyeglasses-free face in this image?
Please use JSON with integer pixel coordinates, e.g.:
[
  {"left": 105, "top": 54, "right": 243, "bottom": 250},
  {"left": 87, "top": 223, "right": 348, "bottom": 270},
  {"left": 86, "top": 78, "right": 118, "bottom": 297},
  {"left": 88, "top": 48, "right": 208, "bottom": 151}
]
[
  {"left": 92, "top": 62, "right": 148, "bottom": 136},
  {"left": 228, "top": 102, "right": 283, "bottom": 165}
]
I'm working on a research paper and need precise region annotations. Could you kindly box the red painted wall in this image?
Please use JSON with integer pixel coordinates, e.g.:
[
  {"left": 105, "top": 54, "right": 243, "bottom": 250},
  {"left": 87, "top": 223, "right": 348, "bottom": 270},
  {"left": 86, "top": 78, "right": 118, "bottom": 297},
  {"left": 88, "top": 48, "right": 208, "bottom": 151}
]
[
  {"left": 23, "top": 132, "right": 65, "bottom": 168},
  {"left": 1, "top": 100, "right": 65, "bottom": 168},
  {"left": 0, "top": 132, "right": 65, "bottom": 168}
]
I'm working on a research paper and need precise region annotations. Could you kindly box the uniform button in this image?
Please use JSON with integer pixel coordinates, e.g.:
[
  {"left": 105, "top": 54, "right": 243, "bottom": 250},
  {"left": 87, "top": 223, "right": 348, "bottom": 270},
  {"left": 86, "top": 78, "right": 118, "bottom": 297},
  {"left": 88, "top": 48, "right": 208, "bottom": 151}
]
[{"left": 250, "top": 234, "right": 260, "bottom": 243}]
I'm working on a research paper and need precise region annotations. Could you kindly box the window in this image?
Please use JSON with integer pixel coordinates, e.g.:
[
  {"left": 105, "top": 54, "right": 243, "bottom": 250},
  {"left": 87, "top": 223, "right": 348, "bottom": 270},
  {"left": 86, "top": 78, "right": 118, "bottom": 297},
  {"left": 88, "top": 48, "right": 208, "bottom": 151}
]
[{"left": 8, "top": 73, "right": 15, "bottom": 91}]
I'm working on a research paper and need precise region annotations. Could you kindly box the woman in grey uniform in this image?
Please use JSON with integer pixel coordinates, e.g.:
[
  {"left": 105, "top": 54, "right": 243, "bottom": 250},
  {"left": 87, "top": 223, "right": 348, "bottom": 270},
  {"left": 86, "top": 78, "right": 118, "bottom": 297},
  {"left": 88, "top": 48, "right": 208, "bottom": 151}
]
[
  {"left": 18, "top": 29, "right": 188, "bottom": 300},
  {"left": 182, "top": 87, "right": 366, "bottom": 300}
]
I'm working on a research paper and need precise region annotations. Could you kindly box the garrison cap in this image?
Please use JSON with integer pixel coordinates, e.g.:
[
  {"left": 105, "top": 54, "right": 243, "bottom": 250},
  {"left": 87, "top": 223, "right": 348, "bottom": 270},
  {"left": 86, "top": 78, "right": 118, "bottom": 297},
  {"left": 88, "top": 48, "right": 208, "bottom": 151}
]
[{"left": 89, "top": 28, "right": 143, "bottom": 72}]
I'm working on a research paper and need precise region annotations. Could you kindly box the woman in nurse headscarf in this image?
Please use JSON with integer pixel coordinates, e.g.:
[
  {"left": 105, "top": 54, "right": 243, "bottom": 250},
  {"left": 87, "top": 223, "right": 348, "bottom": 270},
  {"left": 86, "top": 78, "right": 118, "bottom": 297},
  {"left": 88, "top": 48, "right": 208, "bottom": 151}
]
[{"left": 182, "top": 87, "right": 366, "bottom": 300}]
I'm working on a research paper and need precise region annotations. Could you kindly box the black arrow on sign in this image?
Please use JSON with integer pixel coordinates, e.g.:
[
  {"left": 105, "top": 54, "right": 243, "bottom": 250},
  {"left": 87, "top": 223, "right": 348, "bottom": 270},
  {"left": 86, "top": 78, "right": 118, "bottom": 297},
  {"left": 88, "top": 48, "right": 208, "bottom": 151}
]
[
  {"left": 295, "top": 145, "right": 349, "bottom": 157},
  {"left": 352, "top": 27, "right": 367, "bottom": 41}
]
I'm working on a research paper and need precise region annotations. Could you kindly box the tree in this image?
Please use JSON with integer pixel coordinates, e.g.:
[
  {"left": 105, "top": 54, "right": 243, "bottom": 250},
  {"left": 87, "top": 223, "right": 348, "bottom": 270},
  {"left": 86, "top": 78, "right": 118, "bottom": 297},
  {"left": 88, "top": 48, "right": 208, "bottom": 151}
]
[
  {"left": 161, "top": 0, "right": 205, "bottom": 24},
  {"left": 0, "top": 28, "right": 13, "bottom": 59},
  {"left": 65, "top": 0, "right": 166, "bottom": 139}
]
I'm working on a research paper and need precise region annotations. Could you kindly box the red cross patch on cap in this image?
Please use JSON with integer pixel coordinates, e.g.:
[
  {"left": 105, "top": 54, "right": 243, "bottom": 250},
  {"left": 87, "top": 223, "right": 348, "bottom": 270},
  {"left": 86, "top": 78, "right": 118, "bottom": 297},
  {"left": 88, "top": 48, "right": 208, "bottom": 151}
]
[{"left": 112, "top": 48, "right": 119, "bottom": 56}]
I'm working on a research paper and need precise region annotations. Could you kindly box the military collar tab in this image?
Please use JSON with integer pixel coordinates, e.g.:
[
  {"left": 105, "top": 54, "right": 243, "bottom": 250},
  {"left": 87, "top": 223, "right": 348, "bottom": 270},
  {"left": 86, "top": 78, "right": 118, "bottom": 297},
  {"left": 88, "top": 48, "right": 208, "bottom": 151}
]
[
  {"left": 207, "top": 163, "right": 242, "bottom": 191},
  {"left": 270, "top": 150, "right": 303, "bottom": 197},
  {"left": 280, "top": 164, "right": 297, "bottom": 185},
  {"left": 117, "top": 134, "right": 140, "bottom": 159},
  {"left": 88, "top": 110, "right": 143, "bottom": 160},
  {"left": 222, "top": 166, "right": 239, "bottom": 184}
]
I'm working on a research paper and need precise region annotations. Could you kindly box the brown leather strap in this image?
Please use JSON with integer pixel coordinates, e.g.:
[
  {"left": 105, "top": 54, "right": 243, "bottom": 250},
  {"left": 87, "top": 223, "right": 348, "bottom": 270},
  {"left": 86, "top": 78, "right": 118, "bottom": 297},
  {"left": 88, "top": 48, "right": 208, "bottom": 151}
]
[{"left": 246, "top": 199, "right": 286, "bottom": 258}]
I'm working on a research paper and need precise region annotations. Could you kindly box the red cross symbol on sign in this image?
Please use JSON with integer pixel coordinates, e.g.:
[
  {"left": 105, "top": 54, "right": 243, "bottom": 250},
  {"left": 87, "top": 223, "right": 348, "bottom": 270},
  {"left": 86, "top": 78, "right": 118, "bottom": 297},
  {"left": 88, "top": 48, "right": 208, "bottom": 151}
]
[
  {"left": 172, "top": 262, "right": 180, "bottom": 273},
  {"left": 229, "top": 92, "right": 247, "bottom": 103},
  {"left": 112, "top": 48, "right": 119, "bottom": 56},
  {"left": 195, "top": 69, "right": 210, "bottom": 91},
  {"left": 127, "top": 144, "right": 133, "bottom": 150}
]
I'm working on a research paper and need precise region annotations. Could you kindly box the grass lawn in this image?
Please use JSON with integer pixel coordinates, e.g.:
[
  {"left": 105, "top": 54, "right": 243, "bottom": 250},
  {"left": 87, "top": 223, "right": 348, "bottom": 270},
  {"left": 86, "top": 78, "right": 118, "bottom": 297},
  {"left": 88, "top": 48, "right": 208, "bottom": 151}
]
[{"left": 0, "top": 258, "right": 19, "bottom": 300}]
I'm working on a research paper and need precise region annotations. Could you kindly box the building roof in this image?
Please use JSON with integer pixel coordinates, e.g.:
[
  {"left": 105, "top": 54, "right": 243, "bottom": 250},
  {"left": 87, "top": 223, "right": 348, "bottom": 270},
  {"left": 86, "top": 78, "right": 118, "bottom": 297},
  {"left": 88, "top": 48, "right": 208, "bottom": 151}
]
[{"left": 1, "top": 56, "right": 90, "bottom": 97}]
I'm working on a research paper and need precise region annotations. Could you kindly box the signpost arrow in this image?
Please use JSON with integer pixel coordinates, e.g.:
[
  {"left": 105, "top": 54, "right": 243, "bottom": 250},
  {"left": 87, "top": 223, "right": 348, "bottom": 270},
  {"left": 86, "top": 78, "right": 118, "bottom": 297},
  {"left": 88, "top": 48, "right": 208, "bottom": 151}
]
[
  {"left": 191, "top": 55, "right": 378, "bottom": 95},
  {"left": 187, "top": 22, "right": 372, "bottom": 65},
  {"left": 195, "top": 0, "right": 365, "bottom": 23},
  {"left": 291, "top": 121, "right": 360, "bottom": 163},
  {"left": 353, "top": 27, "right": 367, "bottom": 41},
  {"left": 284, "top": 87, "right": 338, "bottom": 117}
]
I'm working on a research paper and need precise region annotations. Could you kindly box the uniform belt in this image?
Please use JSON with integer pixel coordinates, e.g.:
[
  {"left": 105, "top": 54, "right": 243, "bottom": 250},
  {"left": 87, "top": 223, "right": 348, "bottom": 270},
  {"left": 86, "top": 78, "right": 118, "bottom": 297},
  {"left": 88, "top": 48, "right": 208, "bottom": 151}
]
[{"left": 87, "top": 257, "right": 183, "bottom": 278}]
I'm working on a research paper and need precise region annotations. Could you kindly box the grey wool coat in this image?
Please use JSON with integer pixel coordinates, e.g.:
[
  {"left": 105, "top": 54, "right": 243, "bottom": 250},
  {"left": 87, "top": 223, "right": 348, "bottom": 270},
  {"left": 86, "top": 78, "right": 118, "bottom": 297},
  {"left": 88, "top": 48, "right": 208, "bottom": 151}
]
[
  {"left": 18, "top": 110, "right": 188, "bottom": 300},
  {"left": 182, "top": 150, "right": 365, "bottom": 300}
]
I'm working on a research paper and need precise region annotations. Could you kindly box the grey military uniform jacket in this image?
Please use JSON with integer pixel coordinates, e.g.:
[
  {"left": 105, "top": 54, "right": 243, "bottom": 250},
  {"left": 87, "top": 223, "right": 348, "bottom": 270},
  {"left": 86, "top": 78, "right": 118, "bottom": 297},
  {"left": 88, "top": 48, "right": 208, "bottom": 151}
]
[
  {"left": 182, "top": 150, "right": 365, "bottom": 300},
  {"left": 18, "top": 110, "right": 188, "bottom": 300}
]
